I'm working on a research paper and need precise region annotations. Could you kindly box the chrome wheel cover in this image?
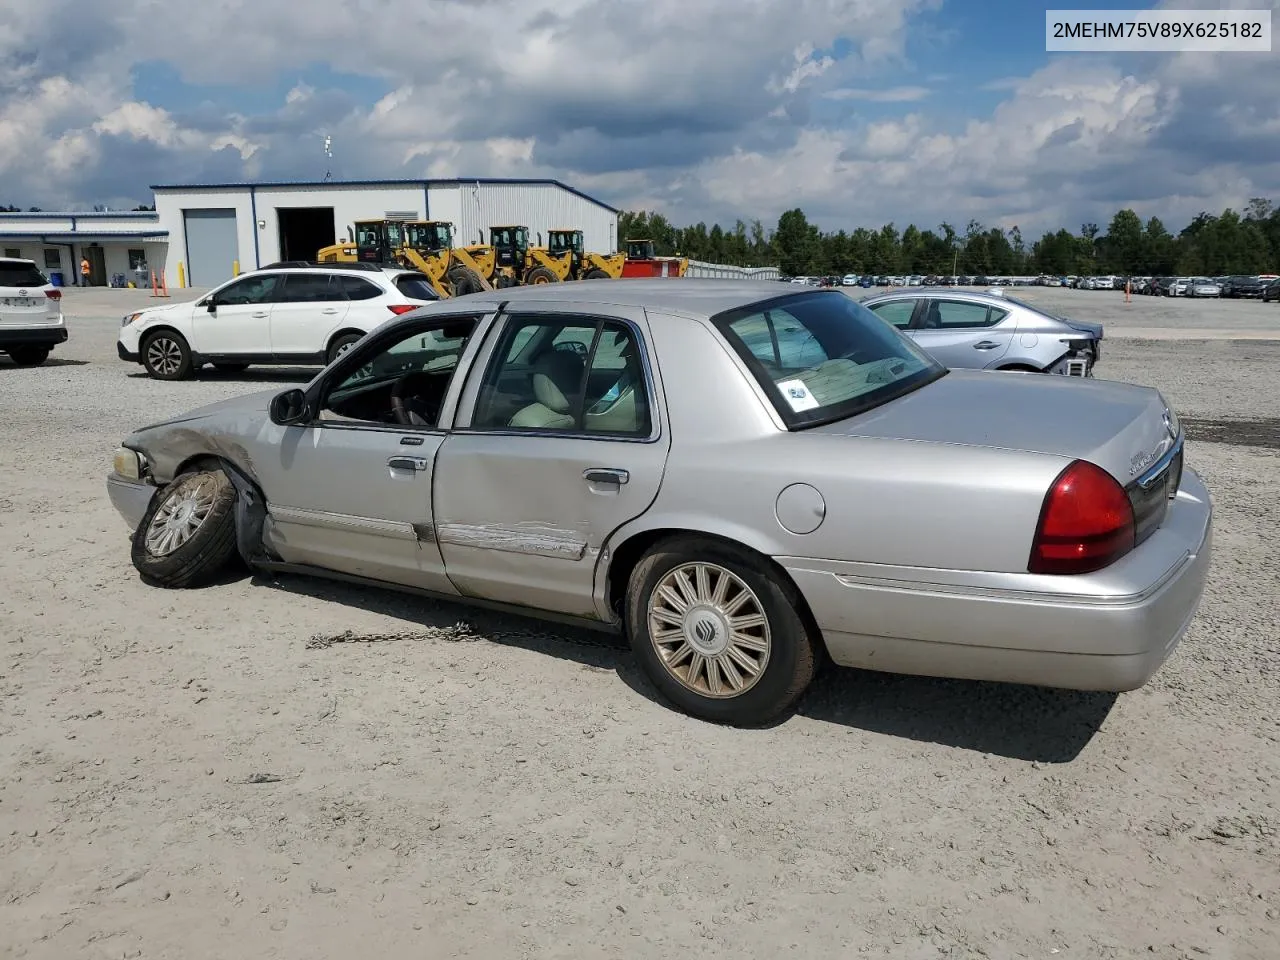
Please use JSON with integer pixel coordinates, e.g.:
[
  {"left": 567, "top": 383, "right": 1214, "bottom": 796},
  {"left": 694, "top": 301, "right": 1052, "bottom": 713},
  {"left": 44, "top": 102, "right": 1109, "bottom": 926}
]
[
  {"left": 647, "top": 562, "right": 771, "bottom": 699},
  {"left": 146, "top": 337, "right": 183, "bottom": 376},
  {"left": 144, "top": 475, "right": 217, "bottom": 556}
]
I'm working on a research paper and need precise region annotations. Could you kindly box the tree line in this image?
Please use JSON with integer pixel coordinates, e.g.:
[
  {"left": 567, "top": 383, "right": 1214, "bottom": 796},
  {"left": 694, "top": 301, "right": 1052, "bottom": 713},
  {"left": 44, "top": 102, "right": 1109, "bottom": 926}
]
[{"left": 619, "top": 199, "right": 1280, "bottom": 278}]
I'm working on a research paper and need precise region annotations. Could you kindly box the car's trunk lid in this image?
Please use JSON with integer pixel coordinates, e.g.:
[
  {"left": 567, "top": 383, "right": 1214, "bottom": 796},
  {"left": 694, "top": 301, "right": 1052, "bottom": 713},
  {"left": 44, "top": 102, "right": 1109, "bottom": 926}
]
[{"left": 819, "top": 369, "right": 1178, "bottom": 491}]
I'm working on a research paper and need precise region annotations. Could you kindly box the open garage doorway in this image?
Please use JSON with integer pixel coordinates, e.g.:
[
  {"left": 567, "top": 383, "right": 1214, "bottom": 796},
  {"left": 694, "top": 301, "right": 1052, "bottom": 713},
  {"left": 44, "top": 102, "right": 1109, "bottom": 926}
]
[{"left": 277, "top": 207, "right": 336, "bottom": 261}]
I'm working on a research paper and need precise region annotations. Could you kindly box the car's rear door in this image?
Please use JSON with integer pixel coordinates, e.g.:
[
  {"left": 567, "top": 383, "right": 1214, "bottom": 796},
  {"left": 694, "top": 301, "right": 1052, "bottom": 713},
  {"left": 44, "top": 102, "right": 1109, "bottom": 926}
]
[
  {"left": 269, "top": 272, "right": 350, "bottom": 358},
  {"left": 432, "top": 302, "right": 671, "bottom": 619},
  {"left": 908, "top": 298, "right": 1013, "bottom": 368}
]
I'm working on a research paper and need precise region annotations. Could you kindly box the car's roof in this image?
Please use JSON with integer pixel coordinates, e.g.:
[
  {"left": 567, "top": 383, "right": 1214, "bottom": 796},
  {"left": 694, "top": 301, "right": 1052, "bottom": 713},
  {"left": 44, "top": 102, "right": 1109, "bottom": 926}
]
[
  {"left": 458, "top": 277, "right": 815, "bottom": 318},
  {"left": 0, "top": 257, "right": 37, "bottom": 266},
  {"left": 862, "top": 288, "right": 1014, "bottom": 308}
]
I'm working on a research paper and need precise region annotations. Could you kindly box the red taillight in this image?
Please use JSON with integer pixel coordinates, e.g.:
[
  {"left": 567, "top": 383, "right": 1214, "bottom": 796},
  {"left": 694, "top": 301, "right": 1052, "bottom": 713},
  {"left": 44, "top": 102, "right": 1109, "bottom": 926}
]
[
  {"left": 1029, "top": 460, "right": 1135, "bottom": 575},
  {"left": 45, "top": 289, "right": 61, "bottom": 301},
  {"left": 387, "top": 304, "right": 417, "bottom": 315}
]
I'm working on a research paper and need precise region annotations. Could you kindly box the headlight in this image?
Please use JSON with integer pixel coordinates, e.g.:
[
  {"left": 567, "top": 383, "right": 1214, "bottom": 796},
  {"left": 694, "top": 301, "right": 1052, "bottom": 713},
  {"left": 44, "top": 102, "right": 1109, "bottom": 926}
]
[
  {"left": 112, "top": 447, "right": 147, "bottom": 480},
  {"left": 121, "top": 313, "right": 144, "bottom": 327}
]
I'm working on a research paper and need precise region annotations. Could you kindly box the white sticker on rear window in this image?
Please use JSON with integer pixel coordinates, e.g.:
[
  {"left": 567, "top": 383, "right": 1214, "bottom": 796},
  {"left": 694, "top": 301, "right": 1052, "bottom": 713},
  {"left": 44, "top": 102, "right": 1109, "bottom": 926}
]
[{"left": 776, "top": 378, "right": 819, "bottom": 412}]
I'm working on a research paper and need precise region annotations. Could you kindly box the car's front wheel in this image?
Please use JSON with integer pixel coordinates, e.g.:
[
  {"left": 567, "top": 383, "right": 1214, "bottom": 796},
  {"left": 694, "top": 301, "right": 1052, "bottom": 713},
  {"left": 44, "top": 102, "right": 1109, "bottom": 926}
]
[
  {"left": 6, "top": 346, "right": 50, "bottom": 366},
  {"left": 141, "top": 330, "right": 194, "bottom": 380},
  {"left": 626, "top": 536, "right": 819, "bottom": 726},
  {"left": 131, "top": 467, "right": 239, "bottom": 588}
]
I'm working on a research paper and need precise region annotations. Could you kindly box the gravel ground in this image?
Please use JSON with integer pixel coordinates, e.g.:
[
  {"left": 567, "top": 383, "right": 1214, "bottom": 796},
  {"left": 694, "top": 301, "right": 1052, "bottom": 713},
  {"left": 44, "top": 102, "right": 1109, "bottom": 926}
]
[{"left": 1, "top": 288, "right": 1278, "bottom": 960}]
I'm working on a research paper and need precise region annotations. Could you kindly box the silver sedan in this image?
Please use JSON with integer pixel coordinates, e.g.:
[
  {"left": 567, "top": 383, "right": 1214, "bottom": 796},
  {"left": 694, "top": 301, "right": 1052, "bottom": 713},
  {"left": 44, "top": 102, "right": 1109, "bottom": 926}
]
[
  {"left": 859, "top": 289, "right": 1103, "bottom": 376},
  {"left": 106, "top": 279, "right": 1211, "bottom": 726}
]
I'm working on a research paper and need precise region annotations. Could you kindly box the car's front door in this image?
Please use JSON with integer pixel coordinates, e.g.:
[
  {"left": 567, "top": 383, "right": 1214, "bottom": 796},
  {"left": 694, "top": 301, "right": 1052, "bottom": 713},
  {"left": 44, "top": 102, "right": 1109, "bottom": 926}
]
[
  {"left": 432, "top": 303, "right": 671, "bottom": 619},
  {"left": 251, "top": 309, "right": 494, "bottom": 592},
  {"left": 907, "top": 298, "right": 1013, "bottom": 368},
  {"left": 269, "top": 271, "right": 350, "bottom": 358},
  {"left": 196, "top": 273, "right": 283, "bottom": 355}
]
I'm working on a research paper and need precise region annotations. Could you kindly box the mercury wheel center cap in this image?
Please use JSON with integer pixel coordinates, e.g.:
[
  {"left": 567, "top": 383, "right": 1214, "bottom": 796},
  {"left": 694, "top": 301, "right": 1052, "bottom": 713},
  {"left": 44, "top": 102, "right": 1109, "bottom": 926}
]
[{"left": 683, "top": 606, "right": 729, "bottom": 657}]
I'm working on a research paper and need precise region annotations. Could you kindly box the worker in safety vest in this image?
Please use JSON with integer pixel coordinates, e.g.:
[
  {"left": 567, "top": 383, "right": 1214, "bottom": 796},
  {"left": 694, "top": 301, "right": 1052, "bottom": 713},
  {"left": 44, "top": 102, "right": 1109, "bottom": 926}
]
[{"left": 80, "top": 256, "right": 91, "bottom": 287}]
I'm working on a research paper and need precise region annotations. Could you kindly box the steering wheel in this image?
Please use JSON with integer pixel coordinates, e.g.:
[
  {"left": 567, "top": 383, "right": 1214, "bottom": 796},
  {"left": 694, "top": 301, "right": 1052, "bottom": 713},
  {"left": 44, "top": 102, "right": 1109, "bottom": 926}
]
[{"left": 390, "top": 371, "right": 439, "bottom": 426}]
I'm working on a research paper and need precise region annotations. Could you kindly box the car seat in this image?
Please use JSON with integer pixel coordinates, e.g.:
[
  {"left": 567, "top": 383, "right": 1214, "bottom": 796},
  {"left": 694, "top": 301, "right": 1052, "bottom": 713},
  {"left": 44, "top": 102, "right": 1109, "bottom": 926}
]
[
  {"left": 508, "top": 349, "right": 584, "bottom": 429},
  {"left": 583, "top": 333, "right": 645, "bottom": 434}
]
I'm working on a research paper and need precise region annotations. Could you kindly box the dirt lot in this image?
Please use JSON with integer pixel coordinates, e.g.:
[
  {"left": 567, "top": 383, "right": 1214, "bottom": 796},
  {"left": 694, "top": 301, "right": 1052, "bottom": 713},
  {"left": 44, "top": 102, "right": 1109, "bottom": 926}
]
[{"left": 2, "top": 287, "right": 1278, "bottom": 960}]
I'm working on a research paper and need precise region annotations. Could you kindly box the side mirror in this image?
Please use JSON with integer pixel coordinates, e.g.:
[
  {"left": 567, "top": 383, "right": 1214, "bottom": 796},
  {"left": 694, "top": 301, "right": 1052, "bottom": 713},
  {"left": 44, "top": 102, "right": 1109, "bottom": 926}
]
[
  {"left": 269, "top": 388, "right": 309, "bottom": 426},
  {"left": 206, "top": 298, "right": 217, "bottom": 312}
]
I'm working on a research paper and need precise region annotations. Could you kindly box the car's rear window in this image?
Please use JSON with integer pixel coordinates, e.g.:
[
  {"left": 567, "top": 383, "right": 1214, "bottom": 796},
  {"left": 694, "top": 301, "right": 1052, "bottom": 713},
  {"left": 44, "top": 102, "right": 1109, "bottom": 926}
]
[
  {"left": 712, "top": 291, "right": 945, "bottom": 429},
  {"left": 0, "top": 262, "right": 48, "bottom": 287},
  {"left": 395, "top": 273, "right": 441, "bottom": 301}
]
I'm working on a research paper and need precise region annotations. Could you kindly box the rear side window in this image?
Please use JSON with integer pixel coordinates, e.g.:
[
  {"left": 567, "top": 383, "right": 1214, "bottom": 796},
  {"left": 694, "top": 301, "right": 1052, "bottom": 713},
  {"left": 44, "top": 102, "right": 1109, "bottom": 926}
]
[
  {"left": 336, "top": 275, "right": 383, "bottom": 301},
  {"left": 279, "top": 273, "right": 341, "bottom": 303},
  {"left": 394, "top": 273, "right": 441, "bottom": 301},
  {"left": 921, "top": 300, "right": 1003, "bottom": 329},
  {"left": 0, "top": 262, "right": 48, "bottom": 287}
]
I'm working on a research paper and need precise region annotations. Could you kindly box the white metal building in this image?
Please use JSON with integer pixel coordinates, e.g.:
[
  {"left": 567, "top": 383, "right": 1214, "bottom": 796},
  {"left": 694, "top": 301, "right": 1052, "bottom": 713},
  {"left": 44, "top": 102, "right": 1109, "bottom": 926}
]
[
  {"left": 0, "top": 178, "right": 620, "bottom": 289},
  {"left": 0, "top": 212, "right": 169, "bottom": 287},
  {"left": 156, "top": 178, "right": 620, "bottom": 288}
]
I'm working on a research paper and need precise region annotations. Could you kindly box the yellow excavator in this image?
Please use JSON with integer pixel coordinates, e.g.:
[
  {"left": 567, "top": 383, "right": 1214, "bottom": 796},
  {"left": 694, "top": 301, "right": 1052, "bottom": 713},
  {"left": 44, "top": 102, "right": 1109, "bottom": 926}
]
[
  {"left": 318, "top": 219, "right": 495, "bottom": 297},
  {"left": 545, "top": 229, "right": 625, "bottom": 280}
]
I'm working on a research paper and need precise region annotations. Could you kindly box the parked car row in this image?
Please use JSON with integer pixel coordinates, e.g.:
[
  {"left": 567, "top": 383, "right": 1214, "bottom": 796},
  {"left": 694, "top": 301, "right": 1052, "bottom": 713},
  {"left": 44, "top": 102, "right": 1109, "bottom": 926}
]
[{"left": 1129, "top": 274, "right": 1280, "bottom": 298}]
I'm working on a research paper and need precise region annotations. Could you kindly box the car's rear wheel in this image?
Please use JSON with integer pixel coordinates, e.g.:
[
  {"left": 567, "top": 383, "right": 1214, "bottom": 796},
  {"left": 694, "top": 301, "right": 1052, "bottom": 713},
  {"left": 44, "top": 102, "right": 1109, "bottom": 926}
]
[
  {"left": 131, "top": 467, "right": 238, "bottom": 588},
  {"left": 326, "top": 332, "right": 363, "bottom": 365},
  {"left": 626, "top": 536, "right": 819, "bottom": 726},
  {"left": 7, "top": 346, "right": 50, "bottom": 366},
  {"left": 141, "top": 330, "right": 193, "bottom": 380}
]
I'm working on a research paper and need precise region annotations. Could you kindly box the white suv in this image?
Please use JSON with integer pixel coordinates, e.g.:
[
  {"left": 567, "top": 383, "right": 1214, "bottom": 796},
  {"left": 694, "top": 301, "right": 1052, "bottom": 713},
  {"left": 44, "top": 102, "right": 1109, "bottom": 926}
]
[
  {"left": 118, "top": 262, "right": 441, "bottom": 380},
  {"left": 0, "top": 258, "right": 67, "bottom": 367}
]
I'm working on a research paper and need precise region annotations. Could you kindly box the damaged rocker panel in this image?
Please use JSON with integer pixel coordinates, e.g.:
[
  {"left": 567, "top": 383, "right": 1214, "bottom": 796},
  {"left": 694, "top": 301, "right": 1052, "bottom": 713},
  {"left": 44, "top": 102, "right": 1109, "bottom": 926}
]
[
  {"left": 434, "top": 521, "right": 589, "bottom": 560},
  {"left": 269, "top": 505, "right": 420, "bottom": 542}
]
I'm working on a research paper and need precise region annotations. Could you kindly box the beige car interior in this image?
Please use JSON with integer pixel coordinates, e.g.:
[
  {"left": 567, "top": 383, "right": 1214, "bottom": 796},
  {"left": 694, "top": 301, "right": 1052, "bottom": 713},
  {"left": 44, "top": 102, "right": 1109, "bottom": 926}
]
[{"left": 507, "top": 329, "right": 647, "bottom": 435}]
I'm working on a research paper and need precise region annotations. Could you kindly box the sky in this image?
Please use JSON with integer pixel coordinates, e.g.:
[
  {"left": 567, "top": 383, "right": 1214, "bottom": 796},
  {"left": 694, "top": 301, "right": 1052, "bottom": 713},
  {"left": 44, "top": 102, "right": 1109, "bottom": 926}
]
[{"left": 1, "top": 0, "right": 1277, "bottom": 238}]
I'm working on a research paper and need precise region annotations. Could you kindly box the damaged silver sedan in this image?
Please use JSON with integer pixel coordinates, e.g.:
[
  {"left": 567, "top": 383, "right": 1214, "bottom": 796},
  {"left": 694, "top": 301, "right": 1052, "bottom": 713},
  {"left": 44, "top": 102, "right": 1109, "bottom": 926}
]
[{"left": 107, "top": 279, "right": 1212, "bottom": 725}]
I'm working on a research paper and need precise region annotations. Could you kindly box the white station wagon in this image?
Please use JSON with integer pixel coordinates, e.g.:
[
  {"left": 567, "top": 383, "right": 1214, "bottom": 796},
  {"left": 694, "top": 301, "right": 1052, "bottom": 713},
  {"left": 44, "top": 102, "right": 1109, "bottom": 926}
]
[{"left": 118, "top": 261, "right": 440, "bottom": 379}]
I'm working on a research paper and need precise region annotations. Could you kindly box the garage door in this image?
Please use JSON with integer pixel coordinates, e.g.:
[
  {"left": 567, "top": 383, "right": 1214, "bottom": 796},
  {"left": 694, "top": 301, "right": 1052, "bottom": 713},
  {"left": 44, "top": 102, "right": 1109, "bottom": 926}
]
[{"left": 183, "top": 209, "right": 239, "bottom": 287}]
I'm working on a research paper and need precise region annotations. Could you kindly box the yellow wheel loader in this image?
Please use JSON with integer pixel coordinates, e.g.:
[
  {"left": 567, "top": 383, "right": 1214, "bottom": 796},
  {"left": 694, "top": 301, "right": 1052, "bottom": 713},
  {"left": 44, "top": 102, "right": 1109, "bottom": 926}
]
[
  {"left": 487, "top": 225, "right": 573, "bottom": 286},
  {"left": 319, "top": 219, "right": 496, "bottom": 297},
  {"left": 545, "top": 229, "right": 625, "bottom": 280}
]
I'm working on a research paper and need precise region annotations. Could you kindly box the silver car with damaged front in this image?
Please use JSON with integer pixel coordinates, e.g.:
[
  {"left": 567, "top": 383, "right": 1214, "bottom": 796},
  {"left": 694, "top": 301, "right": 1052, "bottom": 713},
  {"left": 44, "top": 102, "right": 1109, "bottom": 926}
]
[
  {"left": 860, "top": 289, "right": 1103, "bottom": 376},
  {"left": 107, "top": 279, "right": 1212, "bottom": 726}
]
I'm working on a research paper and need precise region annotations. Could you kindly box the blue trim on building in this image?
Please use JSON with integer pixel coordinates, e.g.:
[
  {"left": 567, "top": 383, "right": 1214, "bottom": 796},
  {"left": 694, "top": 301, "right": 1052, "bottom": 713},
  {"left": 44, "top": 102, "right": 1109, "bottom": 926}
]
[
  {"left": 249, "top": 185, "right": 261, "bottom": 269},
  {"left": 149, "top": 177, "right": 621, "bottom": 214},
  {"left": 0, "top": 211, "right": 158, "bottom": 220},
  {"left": 0, "top": 231, "right": 169, "bottom": 241}
]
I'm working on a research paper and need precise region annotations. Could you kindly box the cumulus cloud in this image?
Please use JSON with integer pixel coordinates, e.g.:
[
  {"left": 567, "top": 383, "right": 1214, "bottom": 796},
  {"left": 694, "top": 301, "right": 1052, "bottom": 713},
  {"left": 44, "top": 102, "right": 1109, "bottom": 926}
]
[{"left": 0, "top": 0, "right": 1277, "bottom": 237}]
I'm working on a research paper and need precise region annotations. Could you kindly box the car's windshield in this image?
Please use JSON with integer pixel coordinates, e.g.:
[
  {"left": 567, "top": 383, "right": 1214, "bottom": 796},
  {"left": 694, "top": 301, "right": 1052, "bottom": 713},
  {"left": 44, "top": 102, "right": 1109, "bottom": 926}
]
[
  {"left": 0, "top": 262, "right": 48, "bottom": 287},
  {"left": 713, "top": 291, "right": 945, "bottom": 429}
]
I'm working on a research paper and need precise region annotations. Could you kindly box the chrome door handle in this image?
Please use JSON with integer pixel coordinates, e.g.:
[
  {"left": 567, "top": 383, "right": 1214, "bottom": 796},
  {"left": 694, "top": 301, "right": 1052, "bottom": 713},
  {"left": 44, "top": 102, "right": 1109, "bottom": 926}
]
[
  {"left": 583, "top": 467, "right": 629, "bottom": 485},
  {"left": 973, "top": 340, "right": 1000, "bottom": 350},
  {"left": 252, "top": 311, "right": 269, "bottom": 318},
  {"left": 388, "top": 456, "right": 429, "bottom": 472},
  {"left": 322, "top": 308, "right": 338, "bottom": 315}
]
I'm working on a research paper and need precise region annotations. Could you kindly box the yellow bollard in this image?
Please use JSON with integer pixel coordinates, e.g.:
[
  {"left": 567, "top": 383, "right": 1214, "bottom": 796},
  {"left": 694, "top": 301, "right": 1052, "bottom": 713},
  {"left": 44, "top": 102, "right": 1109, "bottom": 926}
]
[
  {"left": 232, "top": 260, "right": 240, "bottom": 277},
  {"left": 177, "top": 262, "right": 186, "bottom": 288}
]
